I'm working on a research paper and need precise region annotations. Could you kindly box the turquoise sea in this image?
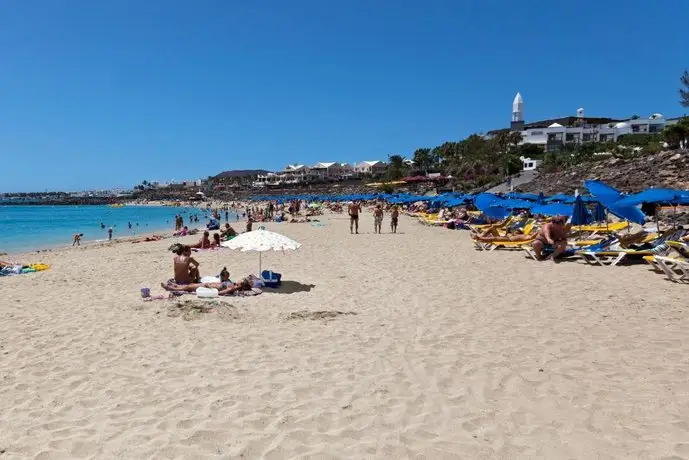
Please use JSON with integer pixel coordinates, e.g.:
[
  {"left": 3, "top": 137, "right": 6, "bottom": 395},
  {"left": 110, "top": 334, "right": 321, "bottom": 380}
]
[{"left": 0, "top": 205, "right": 210, "bottom": 253}]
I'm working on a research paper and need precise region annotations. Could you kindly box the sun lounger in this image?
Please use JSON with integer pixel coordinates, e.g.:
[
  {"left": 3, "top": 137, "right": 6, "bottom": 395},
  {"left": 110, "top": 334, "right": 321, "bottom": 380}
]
[
  {"left": 523, "top": 237, "right": 616, "bottom": 261},
  {"left": 644, "top": 255, "right": 689, "bottom": 282}
]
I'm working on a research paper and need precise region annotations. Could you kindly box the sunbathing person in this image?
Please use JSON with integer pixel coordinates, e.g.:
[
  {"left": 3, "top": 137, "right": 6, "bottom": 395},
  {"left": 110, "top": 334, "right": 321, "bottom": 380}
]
[
  {"left": 190, "top": 231, "right": 211, "bottom": 249},
  {"left": 474, "top": 233, "right": 534, "bottom": 243},
  {"left": 220, "top": 223, "right": 237, "bottom": 239},
  {"left": 211, "top": 233, "right": 221, "bottom": 247},
  {"left": 161, "top": 276, "right": 252, "bottom": 295},
  {"left": 172, "top": 245, "right": 200, "bottom": 283},
  {"left": 173, "top": 226, "right": 189, "bottom": 237},
  {"left": 531, "top": 216, "right": 568, "bottom": 261}
]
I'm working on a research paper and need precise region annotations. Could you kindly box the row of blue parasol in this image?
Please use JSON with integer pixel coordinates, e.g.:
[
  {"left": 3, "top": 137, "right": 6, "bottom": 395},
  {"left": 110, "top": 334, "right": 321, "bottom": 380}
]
[{"left": 250, "top": 183, "right": 689, "bottom": 226}]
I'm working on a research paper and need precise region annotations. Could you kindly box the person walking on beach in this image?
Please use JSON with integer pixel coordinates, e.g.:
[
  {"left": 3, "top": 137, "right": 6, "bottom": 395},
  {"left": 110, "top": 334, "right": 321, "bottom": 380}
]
[
  {"left": 348, "top": 201, "right": 360, "bottom": 234},
  {"left": 390, "top": 205, "right": 399, "bottom": 233},
  {"left": 72, "top": 233, "right": 83, "bottom": 246},
  {"left": 108, "top": 227, "right": 113, "bottom": 240},
  {"left": 373, "top": 204, "right": 384, "bottom": 234}
]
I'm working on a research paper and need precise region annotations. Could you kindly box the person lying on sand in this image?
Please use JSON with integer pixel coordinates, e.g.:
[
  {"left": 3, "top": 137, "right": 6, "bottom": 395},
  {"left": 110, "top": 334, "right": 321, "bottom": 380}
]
[
  {"left": 132, "top": 235, "right": 163, "bottom": 243},
  {"left": 173, "top": 245, "right": 200, "bottom": 283},
  {"left": 531, "top": 216, "right": 568, "bottom": 262},
  {"left": 474, "top": 233, "right": 534, "bottom": 243},
  {"left": 161, "top": 278, "right": 252, "bottom": 296},
  {"left": 190, "top": 231, "right": 211, "bottom": 249}
]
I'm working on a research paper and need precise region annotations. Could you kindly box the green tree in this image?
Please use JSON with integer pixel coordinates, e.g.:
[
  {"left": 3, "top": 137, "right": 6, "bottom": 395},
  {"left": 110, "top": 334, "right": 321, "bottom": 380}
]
[
  {"left": 412, "top": 148, "right": 432, "bottom": 173},
  {"left": 663, "top": 117, "right": 689, "bottom": 149},
  {"left": 386, "top": 154, "right": 409, "bottom": 180},
  {"left": 680, "top": 70, "right": 689, "bottom": 107}
]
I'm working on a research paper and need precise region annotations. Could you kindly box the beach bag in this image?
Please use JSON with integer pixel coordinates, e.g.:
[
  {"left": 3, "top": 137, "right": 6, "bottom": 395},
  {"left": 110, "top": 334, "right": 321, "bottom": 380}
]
[{"left": 261, "top": 270, "right": 282, "bottom": 288}]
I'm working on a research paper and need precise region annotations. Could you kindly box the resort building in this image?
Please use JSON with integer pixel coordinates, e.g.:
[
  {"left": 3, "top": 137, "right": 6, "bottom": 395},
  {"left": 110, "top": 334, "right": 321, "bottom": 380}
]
[
  {"left": 354, "top": 160, "right": 388, "bottom": 177},
  {"left": 310, "top": 162, "right": 354, "bottom": 180},
  {"left": 493, "top": 93, "right": 682, "bottom": 155}
]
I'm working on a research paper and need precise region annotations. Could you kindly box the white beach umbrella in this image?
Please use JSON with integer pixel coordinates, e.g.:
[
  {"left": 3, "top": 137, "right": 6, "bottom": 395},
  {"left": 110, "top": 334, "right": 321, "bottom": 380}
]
[{"left": 220, "top": 227, "right": 301, "bottom": 274}]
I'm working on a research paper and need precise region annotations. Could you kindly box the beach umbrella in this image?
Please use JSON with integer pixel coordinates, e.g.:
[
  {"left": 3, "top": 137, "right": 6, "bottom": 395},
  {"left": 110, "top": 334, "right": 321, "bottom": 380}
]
[
  {"left": 614, "top": 188, "right": 689, "bottom": 207},
  {"left": 483, "top": 206, "right": 511, "bottom": 220},
  {"left": 220, "top": 227, "right": 301, "bottom": 274},
  {"left": 570, "top": 196, "right": 593, "bottom": 226},
  {"left": 593, "top": 202, "right": 607, "bottom": 222},
  {"left": 605, "top": 202, "right": 646, "bottom": 225},
  {"left": 584, "top": 180, "right": 623, "bottom": 203},
  {"left": 531, "top": 203, "right": 573, "bottom": 217},
  {"left": 614, "top": 188, "right": 689, "bottom": 230}
]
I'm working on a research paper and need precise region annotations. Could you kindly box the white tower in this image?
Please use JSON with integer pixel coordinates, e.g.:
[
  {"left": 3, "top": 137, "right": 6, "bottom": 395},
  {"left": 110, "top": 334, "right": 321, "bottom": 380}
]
[
  {"left": 577, "top": 107, "right": 584, "bottom": 118},
  {"left": 512, "top": 92, "right": 524, "bottom": 122}
]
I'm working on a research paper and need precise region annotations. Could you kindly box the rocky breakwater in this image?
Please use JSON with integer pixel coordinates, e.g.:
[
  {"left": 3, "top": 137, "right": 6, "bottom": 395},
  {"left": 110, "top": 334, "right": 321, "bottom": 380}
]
[{"left": 519, "top": 149, "right": 689, "bottom": 195}]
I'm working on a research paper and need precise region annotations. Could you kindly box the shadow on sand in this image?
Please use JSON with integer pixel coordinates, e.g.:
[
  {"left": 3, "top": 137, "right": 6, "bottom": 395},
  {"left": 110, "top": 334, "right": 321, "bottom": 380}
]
[{"left": 264, "top": 281, "right": 315, "bottom": 294}]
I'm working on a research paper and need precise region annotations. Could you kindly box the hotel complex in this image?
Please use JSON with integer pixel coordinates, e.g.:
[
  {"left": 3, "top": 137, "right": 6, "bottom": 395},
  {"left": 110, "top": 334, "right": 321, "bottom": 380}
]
[
  {"left": 494, "top": 93, "right": 682, "bottom": 170},
  {"left": 251, "top": 161, "right": 389, "bottom": 188}
]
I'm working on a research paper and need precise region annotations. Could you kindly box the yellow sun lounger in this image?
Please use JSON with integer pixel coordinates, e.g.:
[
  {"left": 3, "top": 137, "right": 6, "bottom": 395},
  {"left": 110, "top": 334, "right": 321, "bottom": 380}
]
[{"left": 573, "top": 221, "right": 629, "bottom": 234}]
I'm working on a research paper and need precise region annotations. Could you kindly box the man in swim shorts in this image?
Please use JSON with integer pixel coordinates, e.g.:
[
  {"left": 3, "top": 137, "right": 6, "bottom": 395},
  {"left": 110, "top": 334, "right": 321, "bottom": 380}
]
[
  {"left": 531, "top": 216, "right": 568, "bottom": 262},
  {"left": 348, "top": 201, "right": 361, "bottom": 234}
]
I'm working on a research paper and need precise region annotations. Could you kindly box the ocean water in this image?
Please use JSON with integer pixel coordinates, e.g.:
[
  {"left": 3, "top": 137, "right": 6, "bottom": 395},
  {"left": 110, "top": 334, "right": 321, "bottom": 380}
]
[{"left": 0, "top": 205, "right": 211, "bottom": 253}]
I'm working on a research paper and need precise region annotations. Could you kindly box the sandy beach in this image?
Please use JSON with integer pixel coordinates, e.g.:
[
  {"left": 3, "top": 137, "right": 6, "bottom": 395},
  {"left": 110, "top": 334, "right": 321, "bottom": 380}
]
[{"left": 1, "top": 212, "right": 688, "bottom": 459}]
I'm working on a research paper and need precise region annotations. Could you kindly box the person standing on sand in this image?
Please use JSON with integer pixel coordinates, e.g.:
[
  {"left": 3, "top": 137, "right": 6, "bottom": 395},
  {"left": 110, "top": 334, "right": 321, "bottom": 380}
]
[
  {"left": 72, "top": 233, "right": 83, "bottom": 246},
  {"left": 348, "top": 201, "right": 361, "bottom": 234},
  {"left": 390, "top": 205, "right": 399, "bottom": 233},
  {"left": 108, "top": 227, "right": 113, "bottom": 240},
  {"left": 373, "top": 204, "right": 384, "bottom": 234}
]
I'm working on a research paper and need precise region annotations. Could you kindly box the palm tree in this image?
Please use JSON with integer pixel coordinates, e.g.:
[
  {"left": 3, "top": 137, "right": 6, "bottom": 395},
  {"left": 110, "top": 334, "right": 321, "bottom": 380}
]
[{"left": 387, "top": 154, "right": 409, "bottom": 180}]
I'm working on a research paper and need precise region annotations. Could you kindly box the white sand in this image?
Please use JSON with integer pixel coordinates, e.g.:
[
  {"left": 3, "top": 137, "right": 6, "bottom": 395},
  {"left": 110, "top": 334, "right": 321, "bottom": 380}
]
[{"left": 1, "top": 213, "right": 688, "bottom": 459}]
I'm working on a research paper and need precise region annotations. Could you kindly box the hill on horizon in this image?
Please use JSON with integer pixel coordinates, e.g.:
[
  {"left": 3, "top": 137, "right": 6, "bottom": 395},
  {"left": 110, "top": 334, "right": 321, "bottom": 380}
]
[{"left": 214, "top": 169, "right": 272, "bottom": 179}]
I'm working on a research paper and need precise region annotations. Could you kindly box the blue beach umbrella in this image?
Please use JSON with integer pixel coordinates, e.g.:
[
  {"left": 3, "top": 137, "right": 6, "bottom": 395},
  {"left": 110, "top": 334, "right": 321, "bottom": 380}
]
[
  {"left": 606, "top": 202, "right": 646, "bottom": 225},
  {"left": 483, "top": 206, "right": 511, "bottom": 220},
  {"left": 593, "top": 202, "right": 607, "bottom": 222},
  {"left": 615, "top": 188, "right": 689, "bottom": 207},
  {"left": 531, "top": 203, "right": 573, "bottom": 217},
  {"left": 570, "top": 196, "right": 593, "bottom": 226},
  {"left": 584, "top": 180, "right": 623, "bottom": 203}
]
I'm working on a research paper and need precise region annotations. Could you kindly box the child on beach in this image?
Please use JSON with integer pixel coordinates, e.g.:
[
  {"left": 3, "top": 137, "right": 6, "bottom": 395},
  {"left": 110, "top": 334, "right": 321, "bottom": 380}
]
[
  {"left": 373, "top": 204, "right": 384, "bottom": 234},
  {"left": 72, "top": 233, "right": 83, "bottom": 246}
]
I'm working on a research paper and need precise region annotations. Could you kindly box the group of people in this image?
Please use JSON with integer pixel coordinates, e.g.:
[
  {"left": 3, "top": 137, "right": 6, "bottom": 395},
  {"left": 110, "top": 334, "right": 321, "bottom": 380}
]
[
  {"left": 347, "top": 201, "right": 399, "bottom": 234},
  {"left": 163, "top": 243, "right": 252, "bottom": 295}
]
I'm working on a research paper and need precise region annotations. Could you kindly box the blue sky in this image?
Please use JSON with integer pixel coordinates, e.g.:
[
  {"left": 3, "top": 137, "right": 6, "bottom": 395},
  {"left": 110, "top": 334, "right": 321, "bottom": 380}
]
[{"left": 1, "top": 0, "right": 687, "bottom": 192}]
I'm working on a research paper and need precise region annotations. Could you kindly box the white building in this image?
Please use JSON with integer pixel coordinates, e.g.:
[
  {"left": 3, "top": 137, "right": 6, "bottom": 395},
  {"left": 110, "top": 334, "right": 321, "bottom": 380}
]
[
  {"left": 496, "top": 92, "right": 681, "bottom": 153},
  {"left": 521, "top": 157, "right": 543, "bottom": 171},
  {"left": 354, "top": 160, "right": 388, "bottom": 176}
]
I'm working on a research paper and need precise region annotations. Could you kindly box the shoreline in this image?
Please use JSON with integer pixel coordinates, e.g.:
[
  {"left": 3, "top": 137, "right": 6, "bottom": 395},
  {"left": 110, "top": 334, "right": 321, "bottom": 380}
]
[{"left": 0, "top": 203, "right": 237, "bottom": 257}]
